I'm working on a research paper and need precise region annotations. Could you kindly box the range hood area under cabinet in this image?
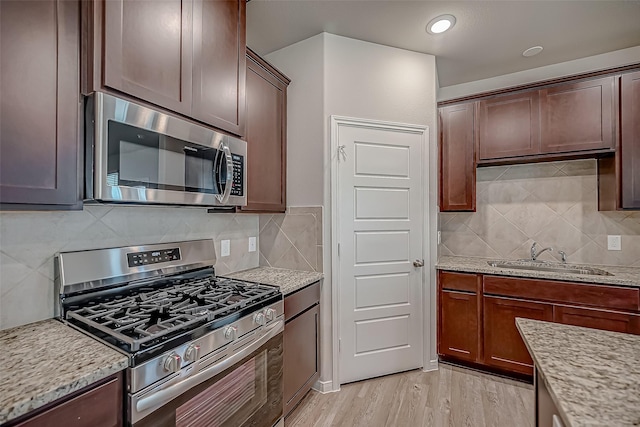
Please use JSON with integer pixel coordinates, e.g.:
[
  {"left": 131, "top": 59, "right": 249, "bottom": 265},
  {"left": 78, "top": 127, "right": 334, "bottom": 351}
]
[{"left": 439, "top": 69, "right": 640, "bottom": 212}]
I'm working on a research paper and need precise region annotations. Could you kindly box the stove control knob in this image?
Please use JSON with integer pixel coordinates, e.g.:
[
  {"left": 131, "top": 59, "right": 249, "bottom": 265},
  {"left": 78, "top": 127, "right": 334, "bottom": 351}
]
[
  {"left": 185, "top": 344, "right": 201, "bottom": 362},
  {"left": 224, "top": 326, "right": 237, "bottom": 341},
  {"left": 254, "top": 312, "right": 266, "bottom": 326},
  {"left": 265, "top": 308, "right": 277, "bottom": 321},
  {"left": 163, "top": 353, "right": 182, "bottom": 373}
]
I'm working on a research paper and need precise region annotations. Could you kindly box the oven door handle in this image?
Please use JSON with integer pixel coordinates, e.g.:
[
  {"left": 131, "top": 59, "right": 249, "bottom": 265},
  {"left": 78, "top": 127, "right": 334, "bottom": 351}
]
[{"left": 134, "top": 319, "right": 284, "bottom": 416}]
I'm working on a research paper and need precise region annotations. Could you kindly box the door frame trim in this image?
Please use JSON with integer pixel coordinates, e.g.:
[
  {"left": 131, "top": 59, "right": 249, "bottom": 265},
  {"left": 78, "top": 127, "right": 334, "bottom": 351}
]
[{"left": 330, "top": 115, "right": 431, "bottom": 389}]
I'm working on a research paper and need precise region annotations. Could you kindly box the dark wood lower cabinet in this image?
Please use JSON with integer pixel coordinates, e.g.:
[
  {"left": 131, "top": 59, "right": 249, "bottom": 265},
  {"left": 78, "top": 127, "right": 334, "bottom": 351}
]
[
  {"left": 438, "top": 271, "right": 640, "bottom": 379},
  {"left": 439, "top": 290, "right": 478, "bottom": 362},
  {"left": 283, "top": 281, "right": 321, "bottom": 418},
  {"left": 553, "top": 305, "right": 640, "bottom": 334},
  {"left": 483, "top": 296, "right": 553, "bottom": 376},
  {"left": 9, "top": 373, "right": 122, "bottom": 427}
]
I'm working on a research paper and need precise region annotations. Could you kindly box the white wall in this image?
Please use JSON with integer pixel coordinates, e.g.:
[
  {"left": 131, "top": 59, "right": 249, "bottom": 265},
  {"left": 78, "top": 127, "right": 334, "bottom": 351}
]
[
  {"left": 266, "top": 35, "right": 325, "bottom": 207},
  {"left": 267, "top": 32, "right": 440, "bottom": 390},
  {"left": 439, "top": 45, "right": 640, "bottom": 101}
]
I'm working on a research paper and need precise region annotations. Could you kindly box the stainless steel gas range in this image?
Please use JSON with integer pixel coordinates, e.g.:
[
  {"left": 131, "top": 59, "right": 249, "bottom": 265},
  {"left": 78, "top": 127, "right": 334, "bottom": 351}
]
[{"left": 55, "top": 239, "right": 284, "bottom": 427}]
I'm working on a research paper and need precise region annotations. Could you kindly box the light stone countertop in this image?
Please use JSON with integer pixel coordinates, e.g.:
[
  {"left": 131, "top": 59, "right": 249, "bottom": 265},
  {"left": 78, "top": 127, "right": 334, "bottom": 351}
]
[
  {"left": 225, "top": 267, "right": 323, "bottom": 295},
  {"left": 437, "top": 255, "right": 640, "bottom": 288},
  {"left": 0, "top": 319, "right": 129, "bottom": 424},
  {"left": 516, "top": 318, "right": 640, "bottom": 427}
]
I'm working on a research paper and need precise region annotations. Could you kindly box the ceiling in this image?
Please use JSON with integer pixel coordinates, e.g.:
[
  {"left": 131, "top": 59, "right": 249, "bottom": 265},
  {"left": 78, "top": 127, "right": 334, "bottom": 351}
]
[{"left": 246, "top": 1, "right": 640, "bottom": 87}]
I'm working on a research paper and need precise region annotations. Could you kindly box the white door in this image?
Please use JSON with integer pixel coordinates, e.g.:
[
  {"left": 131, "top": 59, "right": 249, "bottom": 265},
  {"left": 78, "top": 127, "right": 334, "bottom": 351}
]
[{"left": 334, "top": 116, "right": 426, "bottom": 384}]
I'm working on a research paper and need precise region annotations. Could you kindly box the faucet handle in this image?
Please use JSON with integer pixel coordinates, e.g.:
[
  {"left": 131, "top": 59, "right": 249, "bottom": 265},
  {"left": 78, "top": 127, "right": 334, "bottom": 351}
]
[{"left": 558, "top": 250, "right": 567, "bottom": 263}]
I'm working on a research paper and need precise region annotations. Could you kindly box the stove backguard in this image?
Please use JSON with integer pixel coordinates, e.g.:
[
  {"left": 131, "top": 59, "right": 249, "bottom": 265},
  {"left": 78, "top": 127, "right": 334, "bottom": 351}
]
[{"left": 55, "top": 239, "right": 217, "bottom": 318}]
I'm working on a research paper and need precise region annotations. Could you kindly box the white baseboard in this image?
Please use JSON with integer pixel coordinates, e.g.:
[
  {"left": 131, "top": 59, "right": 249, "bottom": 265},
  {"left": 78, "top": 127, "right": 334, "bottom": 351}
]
[
  {"left": 313, "top": 379, "right": 339, "bottom": 394},
  {"left": 422, "top": 359, "right": 438, "bottom": 372}
]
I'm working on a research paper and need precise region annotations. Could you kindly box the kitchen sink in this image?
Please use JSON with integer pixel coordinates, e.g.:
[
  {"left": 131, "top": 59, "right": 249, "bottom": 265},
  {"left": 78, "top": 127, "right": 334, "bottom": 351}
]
[{"left": 486, "top": 260, "right": 614, "bottom": 276}]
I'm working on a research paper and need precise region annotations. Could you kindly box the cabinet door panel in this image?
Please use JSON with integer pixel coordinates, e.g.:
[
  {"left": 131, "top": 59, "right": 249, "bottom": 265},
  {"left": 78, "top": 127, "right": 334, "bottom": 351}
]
[
  {"left": 14, "top": 375, "right": 122, "bottom": 427},
  {"left": 478, "top": 92, "right": 540, "bottom": 160},
  {"left": 439, "top": 290, "right": 478, "bottom": 362},
  {"left": 439, "top": 104, "right": 475, "bottom": 211},
  {"left": 621, "top": 71, "right": 640, "bottom": 209},
  {"left": 242, "top": 51, "right": 288, "bottom": 212},
  {"left": 0, "top": 0, "right": 80, "bottom": 206},
  {"left": 484, "top": 296, "right": 553, "bottom": 376},
  {"left": 540, "top": 77, "right": 615, "bottom": 153},
  {"left": 554, "top": 305, "right": 640, "bottom": 335},
  {"left": 284, "top": 304, "right": 320, "bottom": 417},
  {"left": 192, "top": 0, "right": 246, "bottom": 135},
  {"left": 103, "top": 0, "right": 192, "bottom": 115}
]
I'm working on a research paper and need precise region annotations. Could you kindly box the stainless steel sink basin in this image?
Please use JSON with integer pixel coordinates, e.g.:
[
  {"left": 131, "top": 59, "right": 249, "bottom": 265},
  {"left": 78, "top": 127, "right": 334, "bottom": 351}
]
[{"left": 486, "top": 260, "right": 614, "bottom": 276}]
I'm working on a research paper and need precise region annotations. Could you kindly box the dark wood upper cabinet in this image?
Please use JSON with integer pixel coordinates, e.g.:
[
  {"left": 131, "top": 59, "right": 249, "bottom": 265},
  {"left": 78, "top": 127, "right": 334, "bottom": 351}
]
[
  {"left": 241, "top": 49, "right": 289, "bottom": 213},
  {"left": 0, "top": 0, "right": 82, "bottom": 208},
  {"left": 439, "top": 103, "right": 475, "bottom": 211},
  {"left": 103, "top": 0, "right": 193, "bottom": 116},
  {"left": 477, "top": 91, "right": 540, "bottom": 160},
  {"left": 86, "top": 0, "right": 246, "bottom": 137},
  {"left": 483, "top": 296, "right": 553, "bottom": 376},
  {"left": 621, "top": 71, "right": 640, "bottom": 209},
  {"left": 540, "top": 76, "right": 615, "bottom": 153},
  {"left": 191, "top": 0, "right": 246, "bottom": 136}
]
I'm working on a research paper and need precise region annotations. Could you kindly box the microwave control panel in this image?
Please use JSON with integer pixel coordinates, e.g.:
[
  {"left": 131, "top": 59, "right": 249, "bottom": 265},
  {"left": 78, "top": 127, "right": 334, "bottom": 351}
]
[
  {"left": 127, "top": 248, "right": 181, "bottom": 267},
  {"left": 230, "top": 154, "right": 244, "bottom": 197}
]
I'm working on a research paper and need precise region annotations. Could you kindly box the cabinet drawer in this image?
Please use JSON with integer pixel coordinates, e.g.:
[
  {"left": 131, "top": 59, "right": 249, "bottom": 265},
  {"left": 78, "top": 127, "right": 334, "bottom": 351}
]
[
  {"left": 14, "top": 374, "right": 122, "bottom": 427},
  {"left": 483, "top": 275, "right": 639, "bottom": 312},
  {"left": 284, "top": 281, "right": 321, "bottom": 321},
  {"left": 554, "top": 305, "right": 640, "bottom": 334},
  {"left": 439, "top": 271, "right": 478, "bottom": 293}
]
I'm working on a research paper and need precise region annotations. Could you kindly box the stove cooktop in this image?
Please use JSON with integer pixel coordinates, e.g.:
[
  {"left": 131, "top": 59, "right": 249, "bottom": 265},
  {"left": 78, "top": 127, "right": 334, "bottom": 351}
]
[{"left": 64, "top": 271, "right": 281, "bottom": 359}]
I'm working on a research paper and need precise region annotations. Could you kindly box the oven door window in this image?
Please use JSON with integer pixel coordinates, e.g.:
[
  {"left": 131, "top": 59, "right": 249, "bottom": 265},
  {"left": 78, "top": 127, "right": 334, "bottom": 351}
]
[
  {"left": 107, "top": 120, "right": 225, "bottom": 195},
  {"left": 134, "top": 333, "right": 283, "bottom": 427}
]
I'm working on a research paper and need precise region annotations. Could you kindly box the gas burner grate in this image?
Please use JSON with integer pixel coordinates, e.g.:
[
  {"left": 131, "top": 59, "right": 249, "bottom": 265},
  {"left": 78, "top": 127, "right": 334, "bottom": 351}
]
[{"left": 66, "top": 275, "right": 280, "bottom": 351}]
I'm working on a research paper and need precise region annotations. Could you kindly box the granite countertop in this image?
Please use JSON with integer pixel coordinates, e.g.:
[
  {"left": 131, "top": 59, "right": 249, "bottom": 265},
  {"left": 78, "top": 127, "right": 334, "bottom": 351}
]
[
  {"left": 0, "top": 319, "right": 129, "bottom": 424},
  {"left": 516, "top": 318, "right": 640, "bottom": 427},
  {"left": 437, "top": 255, "right": 640, "bottom": 288},
  {"left": 226, "top": 267, "right": 323, "bottom": 295}
]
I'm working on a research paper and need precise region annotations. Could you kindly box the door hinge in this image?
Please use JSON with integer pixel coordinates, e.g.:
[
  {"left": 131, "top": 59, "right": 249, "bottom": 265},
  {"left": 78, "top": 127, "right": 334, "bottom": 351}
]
[
  {"left": 339, "top": 338, "right": 341, "bottom": 352},
  {"left": 337, "top": 243, "right": 340, "bottom": 256}
]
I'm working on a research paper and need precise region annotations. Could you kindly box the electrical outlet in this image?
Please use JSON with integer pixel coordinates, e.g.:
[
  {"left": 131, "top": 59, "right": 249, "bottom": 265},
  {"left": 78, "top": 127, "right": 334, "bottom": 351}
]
[
  {"left": 248, "top": 237, "right": 257, "bottom": 252},
  {"left": 607, "top": 235, "right": 622, "bottom": 251},
  {"left": 221, "top": 239, "right": 231, "bottom": 257}
]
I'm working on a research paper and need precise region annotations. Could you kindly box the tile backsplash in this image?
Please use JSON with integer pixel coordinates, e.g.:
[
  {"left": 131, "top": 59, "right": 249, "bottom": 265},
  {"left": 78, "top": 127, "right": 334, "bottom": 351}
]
[
  {"left": 440, "top": 159, "right": 640, "bottom": 266},
  {"left": 0, "top": 205, "right": 259, "bottom": 330},
  {"left": 259, "top": 207, "right": 323, "bottom": 272}
]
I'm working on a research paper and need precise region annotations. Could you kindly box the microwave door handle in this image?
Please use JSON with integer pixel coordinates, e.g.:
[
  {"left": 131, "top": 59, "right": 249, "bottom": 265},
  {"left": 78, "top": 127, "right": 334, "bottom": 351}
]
[{"left": 220, "top": 143, "right": 233, "bottom": 204}]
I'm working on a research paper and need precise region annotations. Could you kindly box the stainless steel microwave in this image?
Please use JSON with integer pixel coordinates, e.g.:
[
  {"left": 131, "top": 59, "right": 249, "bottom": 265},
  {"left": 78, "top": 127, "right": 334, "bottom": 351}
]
[{"left": 85, "top": 92, "right": 246, "bottom": 207}]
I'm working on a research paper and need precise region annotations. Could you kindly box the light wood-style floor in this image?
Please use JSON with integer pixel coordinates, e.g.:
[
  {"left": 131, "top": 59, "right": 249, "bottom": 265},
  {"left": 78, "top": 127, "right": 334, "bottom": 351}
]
[{"left": 286, "top": 364, "right": 534, "bottom": 427}]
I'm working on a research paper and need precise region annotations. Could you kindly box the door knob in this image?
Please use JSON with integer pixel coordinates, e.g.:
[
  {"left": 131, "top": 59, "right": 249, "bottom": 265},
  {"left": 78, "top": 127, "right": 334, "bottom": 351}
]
[{"left": 413, "top": 259, "right": 424, "bottom": 268}]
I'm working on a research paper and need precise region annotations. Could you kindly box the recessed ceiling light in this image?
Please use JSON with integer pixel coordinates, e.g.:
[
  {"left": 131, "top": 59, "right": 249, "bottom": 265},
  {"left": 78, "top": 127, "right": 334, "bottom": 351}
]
[
  {"left": 426, "top": 14, "right": 456, "bottom": 35},
  {"left": 522, "top": 46, "right": 544, "bottom": 57}
]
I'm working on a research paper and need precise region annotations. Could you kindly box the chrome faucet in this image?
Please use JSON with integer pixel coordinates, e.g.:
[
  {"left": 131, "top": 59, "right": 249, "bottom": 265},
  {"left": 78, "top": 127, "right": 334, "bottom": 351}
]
[{"left": 531, "top": 242, "right": 553, "bottom": 261}]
